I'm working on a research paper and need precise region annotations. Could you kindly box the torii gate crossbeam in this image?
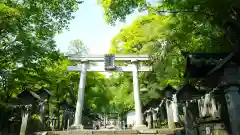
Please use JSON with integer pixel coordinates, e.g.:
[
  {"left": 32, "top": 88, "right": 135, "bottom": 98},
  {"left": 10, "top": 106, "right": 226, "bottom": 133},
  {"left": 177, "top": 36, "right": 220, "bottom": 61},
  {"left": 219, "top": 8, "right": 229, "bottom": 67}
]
[
  {"left": 66, "top": 54, "right": 152, "bottom": 130},
  {"left": 67, "top": 54, "right": 151, "bottom": 61}
]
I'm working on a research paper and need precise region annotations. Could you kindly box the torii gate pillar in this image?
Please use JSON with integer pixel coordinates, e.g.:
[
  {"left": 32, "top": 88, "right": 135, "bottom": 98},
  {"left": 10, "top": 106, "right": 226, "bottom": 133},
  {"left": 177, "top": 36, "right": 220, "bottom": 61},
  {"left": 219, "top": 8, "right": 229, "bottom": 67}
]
[
  {"left": 132, "top": 60, "right": 145, "bottom": 128},
  {"left": 70, "top": 60, "right": 88, "bottom": 129}
]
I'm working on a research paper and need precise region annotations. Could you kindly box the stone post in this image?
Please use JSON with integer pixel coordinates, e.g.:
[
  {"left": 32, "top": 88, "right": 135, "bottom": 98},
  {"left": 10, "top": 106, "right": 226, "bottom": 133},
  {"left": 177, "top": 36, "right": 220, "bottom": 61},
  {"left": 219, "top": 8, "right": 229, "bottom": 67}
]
[
  {"left": 183, "top": 105, "right": 191, "bottom": 135},
  {"left": 172, "top": 94, "right": 179, "bottom": 123},
  {"left": 69, "top": 111, "right": 74, "bottom": 126},
  {"left": 39, "top": 101, "right": 45, "bottom": 129},
  {"left": 152, "top": 108, "right": 158, "bottom": 128},
  {"left": 166, "top": 100, "right": 175, "bottom": 129},
  {"left": 20, "top": 105, "right": 31, "bottom": 135},
  {"left": 184, "top": 102, "right": 198, "bottom": 135},
  {"left": 104, "top": 113, "right": 107, "bottom": 128},
  {"left": 53, "top": 118, "right": 57, "bottom": 129},
  {"left": 117, "top": 114, "right": 121, "bottom": 129},
  {"left": 62, "top": 110, "right": 69, "bottom": 130},
  {"left": 57, "top": 112, "right": 60, "bottom": 129},
  {"left": 67, "top": 118, "right": 70, "bottom": 129},
  {"left": 71, "top": 60, "right": 88, "bottom": 129},
  {"left": 221, "top": 62, "right": 240, "bottom": 135},
  {"left": 132, "top": 60, "right": 146, "bottom": 129},
  {"left": 145, "top": 109, "right": 153, "bottom": 129}
]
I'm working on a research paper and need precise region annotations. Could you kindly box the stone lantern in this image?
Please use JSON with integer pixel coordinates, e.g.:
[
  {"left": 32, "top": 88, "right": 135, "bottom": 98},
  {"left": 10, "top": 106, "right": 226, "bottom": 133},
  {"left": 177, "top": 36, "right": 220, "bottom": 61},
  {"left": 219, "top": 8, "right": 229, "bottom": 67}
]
[
  {"left": 162, "top": 85, "right": 177, "bottom": 99},
  {"left": 17, "top": 90, "right": 41, "bottom": 135},
  {"left": 161, "top": 85, "right": 177, "bottom": 129},
  {"left": 18, "top": 90, "right": 41, "bottom": 105},
  {"left": 59, "top": 100, "right": 75, "bottom": 130},
  {"left": 176, "top": 83, "right": 205, "bottom": 135},
  {"left": 176, "top": 83, "right": 205, "bottom": 101},
  {"left": 36, "top": 87, "right": 51, "bottom": 129},
  {"left": 36, "top": 87, "right": 51, "bottom": 100}
]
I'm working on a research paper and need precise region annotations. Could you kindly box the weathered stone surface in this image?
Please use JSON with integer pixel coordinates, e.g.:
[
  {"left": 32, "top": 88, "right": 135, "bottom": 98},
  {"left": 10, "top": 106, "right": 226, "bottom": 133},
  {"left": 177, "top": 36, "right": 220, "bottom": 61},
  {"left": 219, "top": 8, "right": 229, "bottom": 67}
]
[
  {"left": 34, "top": 128, "right": 183, "bottom": 135},
  {"left": 160, "top": 128, "right": 184, "bottom": 135},
  {"left": 114, "top": 130, "right": 138, "bottom": 134},
  {"left": 138, "top": 134, "right": 156, "bottom": 135},
  {"left": 138, "top": 129, "right": 157, "bottom": 134},
  {"left": 68, "top": 130, "right": 93, "bottom": 134},
  {"left": 69, "top": 124, "right": 84, "bottom": 130},
  {"left": 92, "top": 130, "right": 115, "bottom": 134}
]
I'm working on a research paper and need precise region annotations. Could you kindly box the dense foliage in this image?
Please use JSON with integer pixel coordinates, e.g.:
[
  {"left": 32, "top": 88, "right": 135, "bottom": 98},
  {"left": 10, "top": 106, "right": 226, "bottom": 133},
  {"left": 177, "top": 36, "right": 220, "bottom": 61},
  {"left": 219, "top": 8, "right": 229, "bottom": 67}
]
[
  {"left": 98, "top": 0, "right": 238, "bottom": 113},
  {"left": 0, "top": 0, "right": 110, "bottom": 132}
]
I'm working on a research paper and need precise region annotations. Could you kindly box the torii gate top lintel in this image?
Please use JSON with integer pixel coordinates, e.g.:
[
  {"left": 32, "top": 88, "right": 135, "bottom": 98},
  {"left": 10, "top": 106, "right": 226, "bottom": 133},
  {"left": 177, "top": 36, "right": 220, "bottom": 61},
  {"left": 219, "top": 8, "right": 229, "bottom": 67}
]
[
  {"left": 66, "top": 54, "right": 152, "bottom": 72},
  {"left": 65, "top": 54, "right": 152, "bottom": 62}
]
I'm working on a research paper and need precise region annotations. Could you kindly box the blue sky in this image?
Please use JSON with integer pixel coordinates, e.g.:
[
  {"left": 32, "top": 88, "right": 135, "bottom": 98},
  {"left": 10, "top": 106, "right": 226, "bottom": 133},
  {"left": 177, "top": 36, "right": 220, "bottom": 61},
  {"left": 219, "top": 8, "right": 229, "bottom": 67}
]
[{"left": 54, "top": 0, "right": 144, "bottom": 54}]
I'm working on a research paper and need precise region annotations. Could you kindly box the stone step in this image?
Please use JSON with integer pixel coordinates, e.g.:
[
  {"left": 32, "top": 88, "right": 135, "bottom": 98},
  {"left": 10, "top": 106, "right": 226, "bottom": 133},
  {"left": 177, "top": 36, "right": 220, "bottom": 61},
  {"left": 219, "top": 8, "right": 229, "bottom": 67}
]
[{"left": 34, "top": 128, "right": 184, "bottom": 135}]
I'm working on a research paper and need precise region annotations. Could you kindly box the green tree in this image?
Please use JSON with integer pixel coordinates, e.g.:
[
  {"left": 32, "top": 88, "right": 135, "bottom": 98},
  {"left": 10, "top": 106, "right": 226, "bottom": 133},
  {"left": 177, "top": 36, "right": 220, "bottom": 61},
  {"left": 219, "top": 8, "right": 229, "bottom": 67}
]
[
  {"left": 100, "top": 0, "right": 234, "bottom": 87},
  {"left": 98, "top": 0, "right": 237, "bottom": 112},
  {"left": 0, "top": 0, "right": 81, "bottom": 100},
  {"left": 99, "top": 0, "right": 147, "bottom": 25},
  {"left": 68, "top": 39, "right": 89, "bottom": 55},
  {"left": 106, "top": 73, "right": 134, "bottom": 115},
  {"left": 0, "top": 0, "right": 83, "bottom": 131}
]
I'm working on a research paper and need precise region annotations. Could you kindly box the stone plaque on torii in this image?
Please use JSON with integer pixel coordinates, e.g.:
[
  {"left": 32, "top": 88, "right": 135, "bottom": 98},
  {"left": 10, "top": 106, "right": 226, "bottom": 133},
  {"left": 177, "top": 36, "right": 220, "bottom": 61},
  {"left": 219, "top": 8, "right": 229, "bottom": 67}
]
[{"left": 65, "top": 54, "right": 152, "bottom": 130}]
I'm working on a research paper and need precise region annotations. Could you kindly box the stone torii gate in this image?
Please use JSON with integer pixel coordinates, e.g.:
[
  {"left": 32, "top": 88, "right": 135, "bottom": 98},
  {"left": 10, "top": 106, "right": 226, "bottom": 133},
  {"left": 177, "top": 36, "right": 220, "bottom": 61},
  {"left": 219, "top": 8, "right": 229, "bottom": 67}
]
[{"left": 66, "top": 54, "right": 152, "bottom": 130}]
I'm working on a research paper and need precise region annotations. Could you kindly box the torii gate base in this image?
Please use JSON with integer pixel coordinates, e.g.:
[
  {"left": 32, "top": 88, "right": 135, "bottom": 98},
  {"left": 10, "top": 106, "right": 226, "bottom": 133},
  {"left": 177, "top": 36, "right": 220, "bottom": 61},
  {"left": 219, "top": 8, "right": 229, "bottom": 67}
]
[{"left": 66, "top": 54, "right": 152, "bottom": 130}]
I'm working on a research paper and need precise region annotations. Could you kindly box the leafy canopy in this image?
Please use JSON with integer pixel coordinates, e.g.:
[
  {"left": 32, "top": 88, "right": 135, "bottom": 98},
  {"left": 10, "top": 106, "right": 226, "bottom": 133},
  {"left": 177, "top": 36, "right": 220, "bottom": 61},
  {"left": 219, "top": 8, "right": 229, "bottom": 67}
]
[{"left": 98, "top": 0, "right": 236, "bottom": 112}]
